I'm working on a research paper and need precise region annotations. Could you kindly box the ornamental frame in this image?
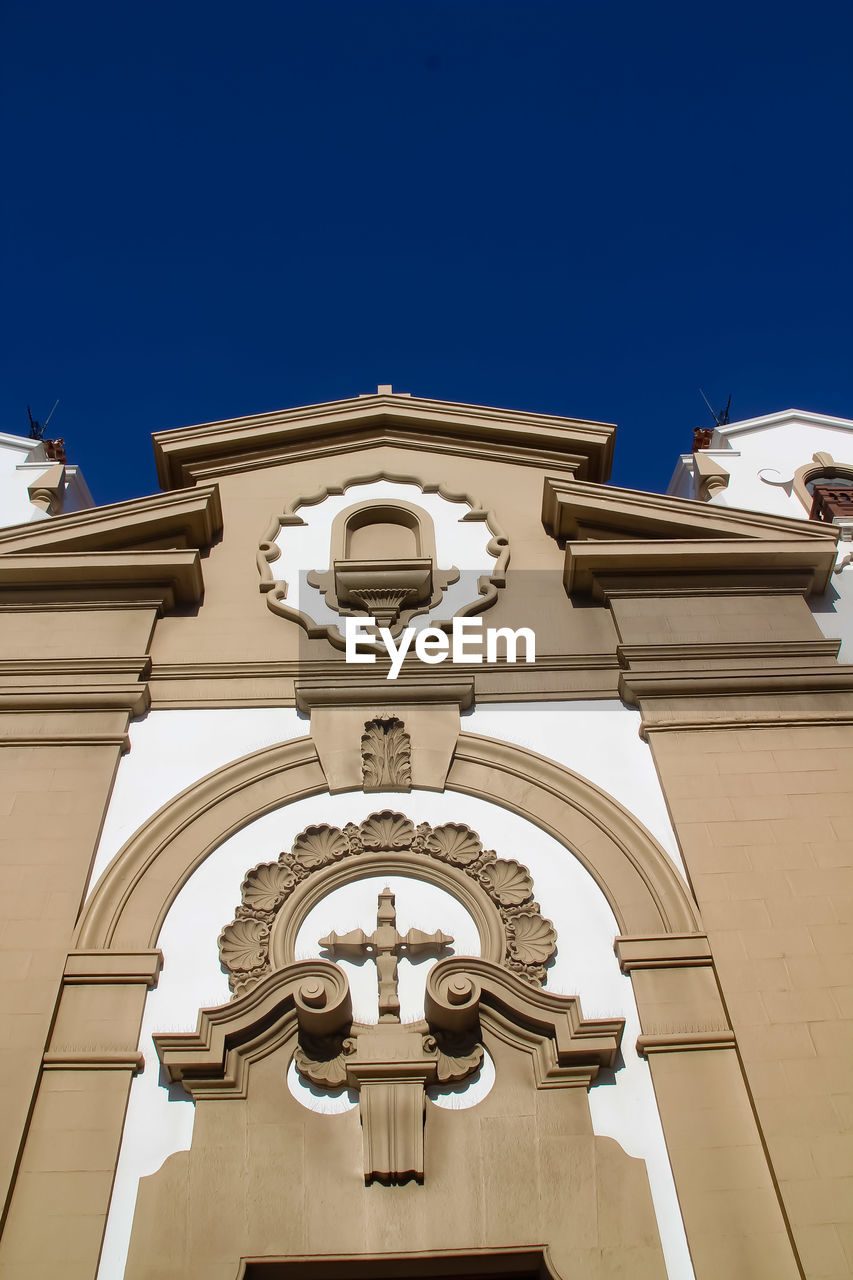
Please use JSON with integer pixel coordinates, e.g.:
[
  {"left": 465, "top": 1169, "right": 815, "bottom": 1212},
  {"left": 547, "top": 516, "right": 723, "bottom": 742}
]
[
  {"left": 256, "top": 471, "right": 510, "bottom": 649},
  {"left": 218, "top": 810, "right": 558, "bottom": 1000}
]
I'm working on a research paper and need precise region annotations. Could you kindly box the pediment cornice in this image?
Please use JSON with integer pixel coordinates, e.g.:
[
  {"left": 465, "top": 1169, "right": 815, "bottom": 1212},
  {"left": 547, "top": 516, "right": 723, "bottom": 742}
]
[
  {"left": 543, "top": 477, "right": 839, "bottom": 543},
  {"left": 152, "top": 393, "right": 616, "bottom": 489},
  {"left": 542, "top": 477, "right": 839, "bottom": 596},
  {"left": 0, "top": 485, "right": 222, "bottom": 608},
  {"left": 0, "top": 484, "right": 222, "bottom": 555}
]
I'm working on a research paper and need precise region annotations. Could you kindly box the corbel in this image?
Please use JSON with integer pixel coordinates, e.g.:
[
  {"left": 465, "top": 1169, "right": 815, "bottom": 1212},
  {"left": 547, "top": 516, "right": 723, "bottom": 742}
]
[
  {"left": 27, "top": 462, "right": 66, "bottom": 515},
  {"left": 691, "top": 450, "right": 730, "bottom": 501}
]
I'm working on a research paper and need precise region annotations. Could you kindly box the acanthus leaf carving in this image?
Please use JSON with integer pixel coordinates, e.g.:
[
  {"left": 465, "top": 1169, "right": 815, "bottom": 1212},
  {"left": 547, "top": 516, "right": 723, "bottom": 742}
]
[
  {"left": 422, "top": 1031, "right": 485, "bottom": 1083},
  {"left": 294, "top": 1031, "right": 357, "bottom": 1090},
  {"left": 361, "top": 715, "right": 412, "bottom": 792}
]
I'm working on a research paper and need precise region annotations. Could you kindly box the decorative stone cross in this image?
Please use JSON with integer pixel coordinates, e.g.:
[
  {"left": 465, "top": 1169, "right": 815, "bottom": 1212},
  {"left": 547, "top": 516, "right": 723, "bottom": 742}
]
[{"left": 319, "top": 887, "right": 453, "bottom": 1022}]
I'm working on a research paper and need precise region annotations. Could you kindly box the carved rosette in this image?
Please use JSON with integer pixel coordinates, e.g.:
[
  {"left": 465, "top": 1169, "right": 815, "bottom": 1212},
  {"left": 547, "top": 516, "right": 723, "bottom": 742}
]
[{"left": 217, "top": 810, "right": 557, "bottom": 998}]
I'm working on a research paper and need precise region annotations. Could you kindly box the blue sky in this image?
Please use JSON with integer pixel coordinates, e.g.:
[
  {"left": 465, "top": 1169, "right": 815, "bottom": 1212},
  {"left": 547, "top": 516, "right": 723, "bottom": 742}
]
[{"left": 4, "top": 0, "right": 851, "bottom": 505}]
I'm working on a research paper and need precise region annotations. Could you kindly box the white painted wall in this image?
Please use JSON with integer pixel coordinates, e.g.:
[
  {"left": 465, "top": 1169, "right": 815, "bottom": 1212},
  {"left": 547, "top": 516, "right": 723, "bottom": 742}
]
[
  {"left": 95, "top": 760, "right": 694, "bottom": 1279},
  {"left": 467, "top": 700, "right": 685, "bottom": 876},
  {"left": 0, "top": 430, "right": 93, "bottom": 527},
  {"left": 665, "top": 410, "right": 853, "bottom": 659},
  {"left": 87, "top": 707, "right": 310, "bottom": 895}
]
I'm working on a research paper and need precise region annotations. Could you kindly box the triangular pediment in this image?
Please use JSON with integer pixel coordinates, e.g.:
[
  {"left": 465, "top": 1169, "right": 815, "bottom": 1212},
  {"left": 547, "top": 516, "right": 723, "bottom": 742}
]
[
  {"left": 542, "top": 477, "right": 839, "bottom": 595},
  {"left": 152, "top": 391, "right": 616, "bottom": 489},
  {"left": 0, "top": 485, "right": 222, "bottom": 606},
  {"left": 543, "top": 477, "right": 838, "bottom": 543},
  {"left": 0, "top": 485, "right": 222, "bottom": 555}
]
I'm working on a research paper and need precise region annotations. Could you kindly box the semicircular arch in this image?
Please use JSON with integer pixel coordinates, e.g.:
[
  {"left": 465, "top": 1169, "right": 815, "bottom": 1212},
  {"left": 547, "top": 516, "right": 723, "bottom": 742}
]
[{"left": 75, "top": 730, "right": 700, "bottom": 952}]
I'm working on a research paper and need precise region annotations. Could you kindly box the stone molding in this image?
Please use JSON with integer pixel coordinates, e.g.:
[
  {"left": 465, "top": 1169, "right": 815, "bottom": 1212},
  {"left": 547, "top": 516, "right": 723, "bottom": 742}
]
[
  {"left": 63, "top": 950, "right": 162, "bottom": 986},
  {"left": 153, "top": 393, "right": 615, "bottom": 489},
  {"left": 154, "top": 961, "right": 354, "bottom": 1097},
  {"left": 0, "top": 657, "right": 153, "bottom": 749},
  {"left": 566, "top": 540, "right": 834, "bottom": 597},
  {"left": 631, "top": 691, "right": 853, "bottom": 735},
  {"left": 0, "top": 485, "right": 221, "bottom": 610},
  {"left": 617, "top": 638, "right": 841, "bottom": 667},
  {"left": 542, "top": 475, "right": 840, "bottom": 543},
  {"left": 295, "top": 679, "right": 475, "bottom": 712},
  {"left": 41, "top": 1051, "right": 145, "bottom": 1072},
  {"left": 268, "top": 849, "right": 504, "bottom": 973},
  {"left": 0, "top": 549, "right": 205, "bottom": 608},
  {"left": 449, "top": 733, "right": 700, "bottom": 935},
  {"left": 691, "top": 450, "right": 730, "bottom": 501},
  {"left": 27, "top": 462, "right": 66, "bottom": 515},
  {"left": 218, "top": 810, "right": 558, "bottom": 998},
  {"left": 792, "top": 450, "right": 853, "bottom": 515},
  {"left": 614, "top": 934, "right": 713, "bottom": 972},
  {"left": 75, "top": 730, "right": 700, "bottom": 953},
  {"left": 636, "top": 1031, "right": 737, "bottom": 1056},
  {"left": 309, "top": 704, "right": 462, "bottom": 793},
  {"left": 148, "top": 658, "right": 619, "bottom": 709},
  {"left": 306, "top": 497, "right": 458, "bottom": 632},
  {"left": 425, "top": 956, "right": 624, "bottom": 1084},
  {"left": 619, "top": 665, "right": 853, "bottom": 704},
  {"left": 0, "top": 732, "right": 133, "bottom": 749}
]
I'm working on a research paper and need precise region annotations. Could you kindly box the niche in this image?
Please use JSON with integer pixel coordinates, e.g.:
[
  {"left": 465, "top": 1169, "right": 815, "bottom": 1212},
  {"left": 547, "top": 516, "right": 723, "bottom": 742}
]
[{"left": 307, "top": 499, "right": 458, "bottom": 631}]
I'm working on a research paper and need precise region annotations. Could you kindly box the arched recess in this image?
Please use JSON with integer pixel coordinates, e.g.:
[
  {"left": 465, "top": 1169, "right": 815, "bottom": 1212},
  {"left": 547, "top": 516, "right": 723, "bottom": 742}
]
[{"left": 75, "top": 730, "right": 700, "bottom": 953}]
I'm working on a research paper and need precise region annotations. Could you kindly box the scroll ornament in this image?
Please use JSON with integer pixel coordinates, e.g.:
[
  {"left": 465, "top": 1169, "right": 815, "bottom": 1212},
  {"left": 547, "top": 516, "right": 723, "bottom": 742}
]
[{"left": 218, "top": 810, "right": 558, "bottom": 1000}]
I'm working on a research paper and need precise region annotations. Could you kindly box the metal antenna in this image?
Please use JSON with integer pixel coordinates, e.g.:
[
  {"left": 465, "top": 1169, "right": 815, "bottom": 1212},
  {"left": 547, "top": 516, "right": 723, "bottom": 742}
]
[
  {"left": 42, "top": 399, "right": 59, "bottom": 432},
  {"left": 699, "top": 389, "right": 732, "bottom": 428},
  {"left": 27, "top": 406, "right": 43, "bottom": 440},
  {"left": 26, "top": 401, "right": 59, "bottom": 441}
]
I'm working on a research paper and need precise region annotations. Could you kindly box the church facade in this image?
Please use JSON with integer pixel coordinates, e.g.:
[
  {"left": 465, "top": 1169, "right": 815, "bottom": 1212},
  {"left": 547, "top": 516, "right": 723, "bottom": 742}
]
[{"left": 0, "top": 390, "right": 850, "bottom": 1280}]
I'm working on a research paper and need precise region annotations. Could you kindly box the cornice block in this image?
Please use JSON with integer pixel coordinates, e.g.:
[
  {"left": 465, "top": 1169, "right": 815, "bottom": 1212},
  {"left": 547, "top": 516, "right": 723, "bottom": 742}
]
[
  {"left": 63, "top": 950, "right": 163, "bottom": 986},
  {"left": 615, "top": 935, "right": 712, "bottom": 972},
  {"left": 295, "top": 679, "right": 475, "bottom": 712},
  {"left": 0, "top": 550, "right": 204, "bottom": 608}
]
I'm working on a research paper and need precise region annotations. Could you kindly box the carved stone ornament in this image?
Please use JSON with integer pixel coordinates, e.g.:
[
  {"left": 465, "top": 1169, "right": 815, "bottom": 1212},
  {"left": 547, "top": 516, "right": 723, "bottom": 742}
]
[
  {"left": 361, "top": 715, "right": 412, "bottom": 792},
  {"left": 256, "top": 471, "right": 511, "bottom": 650},
  {"left": 155, "top": 955, "right": 623, "bottom": 1186},
  {"left": 218, "top": 811, "right": 557, "bottom": 1001},
  {"left": 214, "top": 811, "right": 568, "bottom": 1184}
]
